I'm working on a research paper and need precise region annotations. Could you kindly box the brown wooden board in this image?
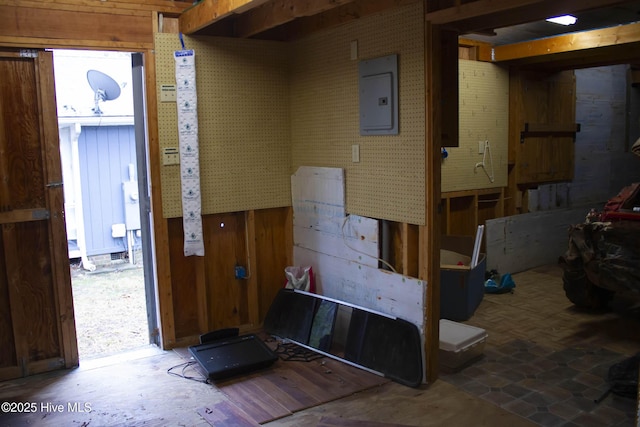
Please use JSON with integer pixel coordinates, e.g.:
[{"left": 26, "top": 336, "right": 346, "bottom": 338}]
[
  {"left": 0, "top": 50, "right": 74, "bottom": 380},
  {"left": 12, "top": 221, "right": 60, "bottom": 362},
  {"left": 37, "top": 50, "right": 78, "bottom": 369},
  {"left": 203, "top": 212, "right": 249, "bottom": 329},
  {"left": 169, "top": 207, "right": 292, "bottom": 344},
  {"left": 168, "top": 217, "right": 200, "bottom": 339},
  {"left": 218, "top": 355, "right": 388, "bottom": 423},
  {"left": 0, "top": 5, "right": 153, "bottom": 47},
  {"left": 448, "top": 195, "right": 477, "bottom": 236},
  {"left": 0, "top": 57, "right": 45, "bottom": 210},
  {"left": 255, "top": 207, "right": 292, "bottom": 321},
  {"left": 176, "top": 337, "right": 389, "bottom": 424},
  {"left": 512, "top": 70, "right": 576, "bottom": 185},
  {"left": 0, "top": 230, "right": 16, "bottom": 369},
  {"left": 197, "top": 401, "right": 261, "bottom": 427}
]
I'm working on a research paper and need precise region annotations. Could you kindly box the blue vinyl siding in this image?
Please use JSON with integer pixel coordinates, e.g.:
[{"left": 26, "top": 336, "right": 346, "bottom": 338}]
[{"left": 78, "top": 125, "right": 137, "bottom": 256}]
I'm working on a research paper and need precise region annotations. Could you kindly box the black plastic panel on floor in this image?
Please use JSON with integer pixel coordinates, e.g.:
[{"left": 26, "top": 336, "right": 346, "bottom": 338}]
[
  {"left": 264, "top": 289, "right": 423, "bottom": 387},
  {"left": 188, "top": 334, "right": 278, "bottom": 381}
]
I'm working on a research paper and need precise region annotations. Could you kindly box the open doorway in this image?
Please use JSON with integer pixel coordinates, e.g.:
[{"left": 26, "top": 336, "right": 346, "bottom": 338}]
[{"left": 53, "top": 50, "right": 158, "bottom": 361}]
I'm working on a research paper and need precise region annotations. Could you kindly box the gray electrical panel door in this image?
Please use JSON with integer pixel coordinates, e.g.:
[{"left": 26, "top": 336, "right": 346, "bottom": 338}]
[{"left": 359, "top": 54, "right": 398, "bottom": 135}]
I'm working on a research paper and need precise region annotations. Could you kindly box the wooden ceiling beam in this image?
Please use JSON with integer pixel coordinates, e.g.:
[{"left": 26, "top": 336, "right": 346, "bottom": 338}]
[
  {"left": 0, "top": 0, "right": 192, "bottom": 17},
  {"left": 425, "top": 0, "right": 631, "bottom": 34},
  {"left": 426, "top": 0, "right": 544, "bottom": 25},
  {"left": 257, "top": 0, "right": 419, "bottom": 41},
  {"left": 179, "top": 0, "right": 271, "bottom": 35},
  {"left": 494, "top": 21, "right": 640, "bottom": 64},
  {"left": 234, "top": 0, "right": 357, "bottom": 38},
  {"left": 498, "top": 42, "right": 640, "bottom": 71}
]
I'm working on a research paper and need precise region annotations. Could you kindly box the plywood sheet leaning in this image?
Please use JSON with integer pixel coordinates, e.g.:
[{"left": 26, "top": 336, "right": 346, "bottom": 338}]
[
  {"left": 485, "top": 207, "right": 587, "bottom": 274},
  {"left": 291, "top": 166, "right": 426, "bottom": 333}
]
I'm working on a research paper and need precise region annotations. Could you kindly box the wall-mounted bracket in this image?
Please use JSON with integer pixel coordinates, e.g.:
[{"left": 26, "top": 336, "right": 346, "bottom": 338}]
[{"left": 520, "top": 123, "right": 580, "bottom": 144}]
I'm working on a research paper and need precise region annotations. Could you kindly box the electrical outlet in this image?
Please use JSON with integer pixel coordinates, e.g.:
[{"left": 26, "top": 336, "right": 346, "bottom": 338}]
[
  {"left": 350, "top": 40, "right": 358, "bottom": 60},
  {"left": 163, "top": 147, "right": 180, "bottom": 165},
  {"left": 235, "top": 265, "right": 247, "bottom": 279},
  {"left": 160, "top": 84, "right": 177, "bottom": 102},
  {"left": 478, "top": 141, "right": 485, "bottom": 154}
]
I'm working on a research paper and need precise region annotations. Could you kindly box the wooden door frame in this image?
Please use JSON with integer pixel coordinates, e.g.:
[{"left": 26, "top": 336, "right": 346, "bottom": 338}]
[{"left": 36, "top": 50, "right": 79, "bottom": 369}]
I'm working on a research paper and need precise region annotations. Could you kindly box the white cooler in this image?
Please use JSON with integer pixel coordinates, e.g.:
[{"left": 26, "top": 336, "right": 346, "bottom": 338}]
[{"left": 439, "top": 319, "right": 487, "bottom": 372}]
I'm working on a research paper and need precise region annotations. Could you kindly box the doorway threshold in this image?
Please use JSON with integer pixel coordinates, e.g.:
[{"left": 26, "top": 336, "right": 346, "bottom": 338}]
[{"left": 79, "top": 345, "right": 164, "bottom": 371}]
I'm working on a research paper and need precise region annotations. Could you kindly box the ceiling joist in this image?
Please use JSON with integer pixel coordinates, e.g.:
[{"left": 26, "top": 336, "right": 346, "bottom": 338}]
[
  {"left": 264, "top": 0, "right": 419, "bottom": 41},
  {"left": 234, "top": 0, "right": 357, "bottom": 38},
  {"left": 179, "top": 0, "right": 270, "bottom": 35},
  {"left": 425, "top": 0, "right": 632, "bottom": 34},
  {"left": 493, "top": 21, "right": 640, "bottom": 69},
  {"left": 180, "top": 0, "right": 419, "bottom": 39}
]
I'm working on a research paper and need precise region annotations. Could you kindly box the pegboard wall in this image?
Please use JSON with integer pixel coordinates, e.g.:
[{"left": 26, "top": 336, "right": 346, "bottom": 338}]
[
  {"left": 442, "top": 60, "right": 509, "bottom": 192},
  {"left": 155, "top": 33, "right": 292, "bottom": 218},
  {"left": 289, "top": 2, "right": 426, "bottom": 225},
  {"left": 156, "top": 5, "right": 507, "bottom": 222}
]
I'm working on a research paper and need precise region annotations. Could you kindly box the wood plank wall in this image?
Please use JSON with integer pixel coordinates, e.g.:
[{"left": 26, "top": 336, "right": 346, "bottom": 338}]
[
  {"left": 0, "top": 0, "right": 190, "bottom": 49},
  {"left": 168, "top": 208, "right": 292, "bottom": 346}
]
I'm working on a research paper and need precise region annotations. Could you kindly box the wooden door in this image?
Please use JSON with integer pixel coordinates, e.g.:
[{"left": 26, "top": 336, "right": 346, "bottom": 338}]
[
  {"left": 511, "top": 70, "right": 576, "bottom": 185},
  {"left": 0, "top": 49, "right": 78, "bottom": 380}
]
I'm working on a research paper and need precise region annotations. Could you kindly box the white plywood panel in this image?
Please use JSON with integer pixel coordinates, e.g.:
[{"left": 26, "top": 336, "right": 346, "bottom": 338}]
[
  {"left": 485, "top": 207, "right": 588, "bottom": 274},
  {"left": 291, "top": 165, "right": 426, "bottom": 331},
  {"left": 294, "top": 245, "right": 425, "bottom": 332},
  {"left": 291, "top": 166, "right": 345, "bottom": 218},
  {"left": 291, "top": 165, "right": 427, "bottom": 383},
  {"left": 294, "top": 211, "right": 378, "bottom": 241},
  {"left": 293, "top": 215, "right": 379, "bottom": 269}
]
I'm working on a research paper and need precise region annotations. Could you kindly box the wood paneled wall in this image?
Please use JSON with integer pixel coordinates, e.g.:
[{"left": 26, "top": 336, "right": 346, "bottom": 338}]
[{"left": 167, "top": 207, "right": 292, "bottom": 346}]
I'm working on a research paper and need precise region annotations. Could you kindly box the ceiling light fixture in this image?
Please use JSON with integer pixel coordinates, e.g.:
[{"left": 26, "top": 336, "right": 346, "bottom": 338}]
[{"left": 546, "top": 15, "right": 578, "bottom": 25}]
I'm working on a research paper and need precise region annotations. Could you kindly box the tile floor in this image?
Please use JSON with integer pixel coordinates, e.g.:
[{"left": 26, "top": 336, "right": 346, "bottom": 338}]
[
  {"left": 441, "top": 340, "right": 637, "bottom": 426},
  {"left": 439, "top": 264, "right": 640, "bottom": 427}
]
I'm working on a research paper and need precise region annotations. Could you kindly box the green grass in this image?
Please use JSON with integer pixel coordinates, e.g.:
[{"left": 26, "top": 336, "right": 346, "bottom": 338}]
[{"left": 71, "top": 264, "right": 149, "bottom": 360}]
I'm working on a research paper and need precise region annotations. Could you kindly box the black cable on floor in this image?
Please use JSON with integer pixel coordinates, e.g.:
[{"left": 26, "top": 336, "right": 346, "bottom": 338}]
[{"left": 167, "top": 361, "right": 209, "bottom": 384}]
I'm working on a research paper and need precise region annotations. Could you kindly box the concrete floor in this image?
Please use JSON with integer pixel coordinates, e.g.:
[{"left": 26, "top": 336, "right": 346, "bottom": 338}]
[
  {"left": 0, "top": 346, "right": 535, "bottom": 427},
  {"left": 0, "top": 265, "right": 638, "bottom": 427}
]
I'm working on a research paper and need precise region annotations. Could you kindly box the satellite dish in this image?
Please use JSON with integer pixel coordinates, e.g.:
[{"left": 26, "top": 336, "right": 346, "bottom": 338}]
[{"left": 87, "top": 70, "right": 121, "bottom": 115}]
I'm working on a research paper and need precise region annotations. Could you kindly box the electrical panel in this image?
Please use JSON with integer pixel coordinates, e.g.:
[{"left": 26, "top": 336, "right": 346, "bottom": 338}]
[{"left": 359, "top": 54, "right": 398, "bottom": 135}]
